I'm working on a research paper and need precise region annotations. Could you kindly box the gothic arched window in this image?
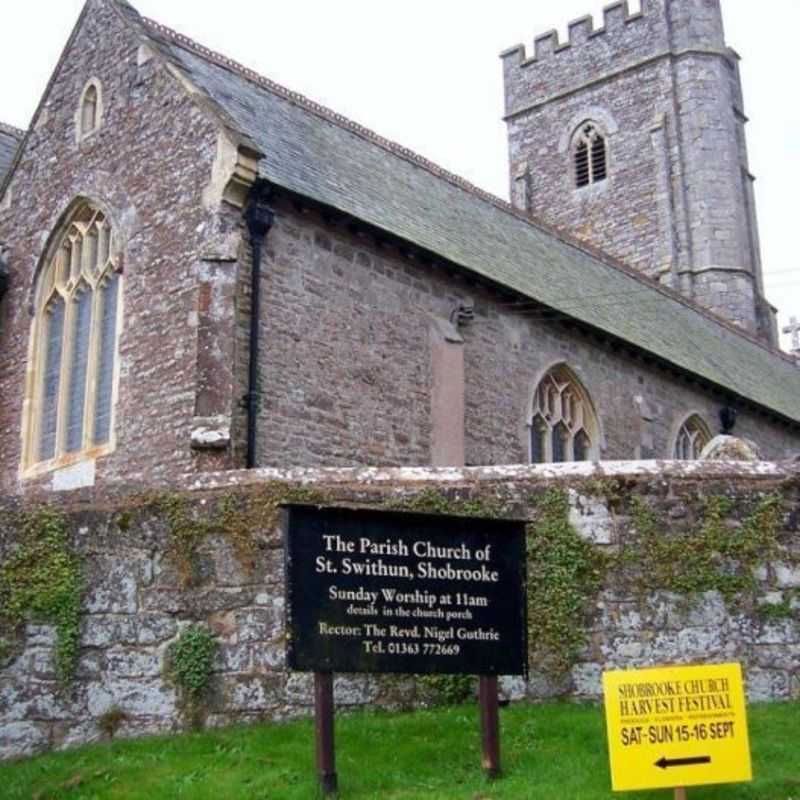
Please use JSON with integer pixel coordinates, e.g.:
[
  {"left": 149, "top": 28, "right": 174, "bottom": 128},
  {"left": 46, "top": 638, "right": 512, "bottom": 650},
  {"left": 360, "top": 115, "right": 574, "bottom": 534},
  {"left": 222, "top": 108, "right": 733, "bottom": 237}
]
[
  {"left": 529, "top": 365, "right": 598, "bottom": 463},
  {"left": 573, "top": 122, "right": 607, "bottom": 188},
  {"left": 673, "top": 414, "right": 711, "bottom": 460},
  {"left": 24, "top": 202, "right": 121, "bottom": 472}
]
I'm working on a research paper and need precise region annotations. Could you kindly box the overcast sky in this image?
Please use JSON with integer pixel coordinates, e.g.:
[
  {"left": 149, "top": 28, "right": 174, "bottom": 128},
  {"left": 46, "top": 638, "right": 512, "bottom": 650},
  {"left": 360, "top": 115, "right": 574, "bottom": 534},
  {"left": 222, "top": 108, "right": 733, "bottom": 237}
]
[{"left": 2, "top": 0, "right": 798, "bottom": 351}]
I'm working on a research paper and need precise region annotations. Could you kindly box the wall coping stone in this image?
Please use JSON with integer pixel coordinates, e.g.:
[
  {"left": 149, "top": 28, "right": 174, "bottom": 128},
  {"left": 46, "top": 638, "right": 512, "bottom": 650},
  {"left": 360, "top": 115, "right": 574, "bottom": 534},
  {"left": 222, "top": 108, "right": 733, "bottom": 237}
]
[{"left": 179, "top": 460, "right": 797, "bottom": 495}]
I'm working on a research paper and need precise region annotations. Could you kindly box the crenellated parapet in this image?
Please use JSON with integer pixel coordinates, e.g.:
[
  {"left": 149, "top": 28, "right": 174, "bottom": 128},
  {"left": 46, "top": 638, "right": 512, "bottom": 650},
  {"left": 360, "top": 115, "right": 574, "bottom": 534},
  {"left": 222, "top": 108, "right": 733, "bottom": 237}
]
[
  {"left": 501, "top": 0, "right": 773, "bottom": 345},
  {"left": 501, "top": 0, "right": 728, "bottom": 118},
  {"left": 502, "top": 0, "right": 644, "bottom": 62}
]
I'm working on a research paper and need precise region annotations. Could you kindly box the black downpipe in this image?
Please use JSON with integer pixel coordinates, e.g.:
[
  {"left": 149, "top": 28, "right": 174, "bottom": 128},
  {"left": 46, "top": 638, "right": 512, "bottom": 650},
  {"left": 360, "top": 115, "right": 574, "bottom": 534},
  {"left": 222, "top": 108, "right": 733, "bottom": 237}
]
[
  {"left": 244, "top": 181, "right": 275, "bottom": 469},
  {"left": 0, "top": 245, "right": 9, "bottom": 302}
]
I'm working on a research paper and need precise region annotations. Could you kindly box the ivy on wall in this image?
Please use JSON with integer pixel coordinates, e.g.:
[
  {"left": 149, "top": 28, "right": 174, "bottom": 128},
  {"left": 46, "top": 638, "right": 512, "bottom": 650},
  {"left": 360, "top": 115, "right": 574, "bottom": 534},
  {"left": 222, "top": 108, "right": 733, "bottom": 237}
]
[
  {"left": 0, "top": 479, "right": 793, "bottom": 704},
  {"left": 0, "top": 508, "right": 82, "bottom": 685},
  {"left": 153, "top": 482, "right": 329, "bottom": 587},
  {"left": 418, "top": 673, "right": 476, "bottom": 706},
  {"left": 167, "top": 624, "right": 218, "bottom": 697},
  {"left": 526, "top": 489, "right": 606, "bottom": 675},
  {"left": 387, "top": 487, "right": 511, "bottom": 519},
  {"left": 166, "top": 624, "right": 218, "bottom": 728},
  {"left": 622, "top": 493, "right": 783, "bottom": 602},
  {"left": 361, "top": 484, "right": 792, "bottom": 681}
]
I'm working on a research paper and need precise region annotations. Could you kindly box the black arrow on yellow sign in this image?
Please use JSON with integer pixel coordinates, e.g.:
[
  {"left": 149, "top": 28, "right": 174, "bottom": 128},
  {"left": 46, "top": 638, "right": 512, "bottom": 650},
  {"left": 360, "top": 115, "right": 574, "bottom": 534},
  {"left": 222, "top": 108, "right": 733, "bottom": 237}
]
[{"left": 655, "top": 756, "right": 712, "bottom": 770}]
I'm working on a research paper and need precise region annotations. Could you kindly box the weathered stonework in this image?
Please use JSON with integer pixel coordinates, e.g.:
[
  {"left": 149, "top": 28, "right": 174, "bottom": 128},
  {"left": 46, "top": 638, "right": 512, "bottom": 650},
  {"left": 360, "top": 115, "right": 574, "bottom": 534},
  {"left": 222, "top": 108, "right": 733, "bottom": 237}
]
[
  {"left": 502, "top": 0, "right": 776, "bottom": 343},
  {"left": 0, "top": 0, "right": 244, "bottom": 497},
  {"left": 1, "top": 0, "right": 799, "bottom": 504},
  {"left": 1, "top": 460, "right": 798, "bottom": 760},
  {"left": 252, "top": 200, "right": 800, "bottom": 469}
]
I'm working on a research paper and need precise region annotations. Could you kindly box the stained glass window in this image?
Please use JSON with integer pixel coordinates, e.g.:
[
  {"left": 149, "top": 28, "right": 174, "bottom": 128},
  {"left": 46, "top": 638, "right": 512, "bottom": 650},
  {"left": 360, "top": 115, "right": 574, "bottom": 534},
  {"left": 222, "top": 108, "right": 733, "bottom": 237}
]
[
  {"left": 574, "top": 430, "right": 591, "bottom": 462},
  {"left": 26, "top": 202, "right": 120, "bottom": 470},
  {"left": 531, "top": 416, "right": 547, "bottom": 464},
  {"left": 39, "top": 298, "right": 65, "bottom": 461},
  {"left": 552, "top": 422, "right": 568, "bottom": 463},
  {"left": 93, "top": 272, "right": 120, "bottom": 446},
  {"left": 66, "top": 287, "right": 93, "bottom": 453}
]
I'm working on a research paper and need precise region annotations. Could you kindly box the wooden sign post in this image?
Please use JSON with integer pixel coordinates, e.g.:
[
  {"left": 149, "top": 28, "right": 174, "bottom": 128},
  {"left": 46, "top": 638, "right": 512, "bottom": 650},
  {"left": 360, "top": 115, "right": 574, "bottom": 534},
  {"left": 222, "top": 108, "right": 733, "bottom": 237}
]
[
  {"left": 479, "top": 675, "right": 500, "bottom": 779},
  {"left": 603, "top": 663, "right": 752, "bottom": 796},
  {"left": 284, "top": 504, "right": 528, "bottom": 795},
  {"left": 314, "top": 672, "right": 337, "bottom": 795}
]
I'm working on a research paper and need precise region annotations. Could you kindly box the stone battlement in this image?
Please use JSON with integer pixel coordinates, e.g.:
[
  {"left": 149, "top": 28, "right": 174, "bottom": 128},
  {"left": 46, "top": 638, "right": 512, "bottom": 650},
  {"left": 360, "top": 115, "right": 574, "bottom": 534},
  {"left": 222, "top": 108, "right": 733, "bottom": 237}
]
[
  {"left": 501, "top": 0, "right": 727, "bottom": 117},
  {"left": 500, "top": 1, "right": 645, "bottom": 66}
]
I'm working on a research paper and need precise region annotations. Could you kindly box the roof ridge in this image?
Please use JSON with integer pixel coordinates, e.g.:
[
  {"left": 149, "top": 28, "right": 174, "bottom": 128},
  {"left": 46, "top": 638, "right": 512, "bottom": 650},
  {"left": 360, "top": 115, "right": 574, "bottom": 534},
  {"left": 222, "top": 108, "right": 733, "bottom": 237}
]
[
  {"left": 142, "top": 16, "right": 794, "bottom": 366},
  {"left": 0, "top": 121, "right": 25, "bottom": 139}
]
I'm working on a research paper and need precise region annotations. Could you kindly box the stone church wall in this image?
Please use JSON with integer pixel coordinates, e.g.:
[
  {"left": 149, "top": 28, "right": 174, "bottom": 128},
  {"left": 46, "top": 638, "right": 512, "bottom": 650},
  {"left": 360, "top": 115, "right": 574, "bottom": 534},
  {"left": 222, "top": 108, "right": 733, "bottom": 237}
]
[
  {"left": 254, "top": 202, "right": 800, "bottom": 468},
  {"left": 1, "top": 0, "right": 797, "bottom": 507},
  {"left": 463, "top": 296, "right": 799, "bottom": 464},
  {"left": 502, "top": 1, "right": 680, "bottom": 279},
  {"left": 248, "top": 198, "right": 439, "bottom": 469},
  {"left": 0, "top": 1, "right": 232, "bottom": 496},
  {"left": 1, "top": 461, "right": 798, "bottom": 759}
]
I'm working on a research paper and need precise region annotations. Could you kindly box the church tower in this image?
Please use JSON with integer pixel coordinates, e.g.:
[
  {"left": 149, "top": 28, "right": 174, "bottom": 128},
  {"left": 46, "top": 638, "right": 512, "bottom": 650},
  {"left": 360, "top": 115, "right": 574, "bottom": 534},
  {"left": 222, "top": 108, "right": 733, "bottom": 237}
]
[{"left": 501, "top": 0, "right": 777, "bottom": 345}]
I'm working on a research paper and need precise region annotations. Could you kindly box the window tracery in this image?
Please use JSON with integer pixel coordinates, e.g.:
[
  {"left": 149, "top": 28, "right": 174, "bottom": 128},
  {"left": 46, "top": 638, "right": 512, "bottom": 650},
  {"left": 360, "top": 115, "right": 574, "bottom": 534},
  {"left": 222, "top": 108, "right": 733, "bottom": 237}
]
[
  {"left": 673, "top": 415, "right": 711, "bottom": 460},
  {"left": 25, "top": 202, "right": 121, "bottom": 472},
  {"left": 529, "top": 365, "right": 598, "bottom": 463}
]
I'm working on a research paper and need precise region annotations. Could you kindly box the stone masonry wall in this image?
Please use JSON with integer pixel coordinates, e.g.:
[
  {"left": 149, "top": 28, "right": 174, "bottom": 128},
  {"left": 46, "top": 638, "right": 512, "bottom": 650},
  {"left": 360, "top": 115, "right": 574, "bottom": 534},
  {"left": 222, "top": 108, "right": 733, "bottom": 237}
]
[
  {"left": 1, "top": 460, "right": 798, "bottom": 759},
  {"left": 0, "top": 0, "right": 236, "bottom": 497},
  {"left": 251, "top": 198, "right": 436, "bottom": 468},
  {"left": 505, "top": 57, "right": 670, "bottom": 281},
  {"left": 255, "top": 200, "right": 800, "bottom": 468}
]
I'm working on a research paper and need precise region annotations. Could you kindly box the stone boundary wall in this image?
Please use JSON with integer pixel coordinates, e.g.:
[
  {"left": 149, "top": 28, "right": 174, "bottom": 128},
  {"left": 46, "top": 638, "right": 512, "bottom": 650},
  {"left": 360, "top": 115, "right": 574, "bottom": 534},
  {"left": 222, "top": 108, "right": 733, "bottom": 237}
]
[{"left": 1, "top": 460, "right": 798, "bottom": 759}]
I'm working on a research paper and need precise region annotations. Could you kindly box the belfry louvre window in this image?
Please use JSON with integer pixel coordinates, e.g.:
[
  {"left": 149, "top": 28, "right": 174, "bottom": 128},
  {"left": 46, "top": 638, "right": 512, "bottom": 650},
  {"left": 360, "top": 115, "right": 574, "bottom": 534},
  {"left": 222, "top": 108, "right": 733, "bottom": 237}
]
[
  {"left": 26, "top": 202, "right": 121, "bottom": 470},
  {"left": 574, "top": 123, "right": 607, "bottom": 188},
  {"left": 529, "top": 365, "right": 598, "bottom": 463},
  {"left": 673, "top": 415, "right": 711, "bottom": 460}
]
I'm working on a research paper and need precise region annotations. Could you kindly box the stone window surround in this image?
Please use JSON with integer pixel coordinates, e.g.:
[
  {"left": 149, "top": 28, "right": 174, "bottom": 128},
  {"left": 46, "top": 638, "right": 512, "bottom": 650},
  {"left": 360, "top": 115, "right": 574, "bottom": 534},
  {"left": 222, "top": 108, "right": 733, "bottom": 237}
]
[
  {"left": 560, "top": 107, "right": 618, "bottom": 195},
  {"left": 526, "top": 361, "right": 601, "bottom": 463},
  {"left": 670, "top": 411, "right": 713, "bottom": 460},
  {"left": 558, "top": 107, "right": 619, "bottom": 154},
  {"left": 75, "top": 78, "right": 104, "bottom": 143},
  {"left": 20, "top": 198, "right": 123, "bottom": 480}
]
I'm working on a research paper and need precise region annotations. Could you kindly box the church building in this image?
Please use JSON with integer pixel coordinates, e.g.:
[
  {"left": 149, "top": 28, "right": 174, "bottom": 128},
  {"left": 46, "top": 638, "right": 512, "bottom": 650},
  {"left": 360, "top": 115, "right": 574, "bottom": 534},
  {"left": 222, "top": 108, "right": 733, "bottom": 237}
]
[{"left": 1, "top": 0, "right": 799, "bottom": 499}]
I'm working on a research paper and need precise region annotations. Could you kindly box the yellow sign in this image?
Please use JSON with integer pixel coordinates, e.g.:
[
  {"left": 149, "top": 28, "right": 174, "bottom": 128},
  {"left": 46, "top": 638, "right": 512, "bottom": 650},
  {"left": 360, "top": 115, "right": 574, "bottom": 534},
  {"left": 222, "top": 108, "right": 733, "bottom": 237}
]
[{"left": 603, "top": 663, "right": 752, "bottom": 792}]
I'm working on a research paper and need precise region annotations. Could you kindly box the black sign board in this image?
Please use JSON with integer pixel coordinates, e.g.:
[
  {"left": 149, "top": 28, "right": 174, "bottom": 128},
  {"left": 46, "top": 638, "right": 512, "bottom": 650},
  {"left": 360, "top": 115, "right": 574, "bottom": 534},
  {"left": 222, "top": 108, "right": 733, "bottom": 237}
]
[{"left": 284, "top": 505, "right": 528, "bottom": 676}]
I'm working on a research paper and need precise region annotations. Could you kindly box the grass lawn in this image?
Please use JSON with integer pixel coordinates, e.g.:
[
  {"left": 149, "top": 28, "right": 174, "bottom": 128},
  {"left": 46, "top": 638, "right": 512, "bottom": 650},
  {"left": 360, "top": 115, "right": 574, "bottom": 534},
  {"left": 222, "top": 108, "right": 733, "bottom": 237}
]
[{"left": 2, "top": 701, "right": 798, "bottom": 799}]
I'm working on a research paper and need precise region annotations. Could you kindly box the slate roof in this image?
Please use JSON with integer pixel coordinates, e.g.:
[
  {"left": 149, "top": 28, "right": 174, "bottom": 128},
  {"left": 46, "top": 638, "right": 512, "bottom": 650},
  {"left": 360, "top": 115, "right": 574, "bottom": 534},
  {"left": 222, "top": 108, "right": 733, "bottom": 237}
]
[
  {"left": 109, "top": 4, "right": 800, "bottom": 426},
  {"left": 0, "top": 123, "right": 23, "bottom": 185}
]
